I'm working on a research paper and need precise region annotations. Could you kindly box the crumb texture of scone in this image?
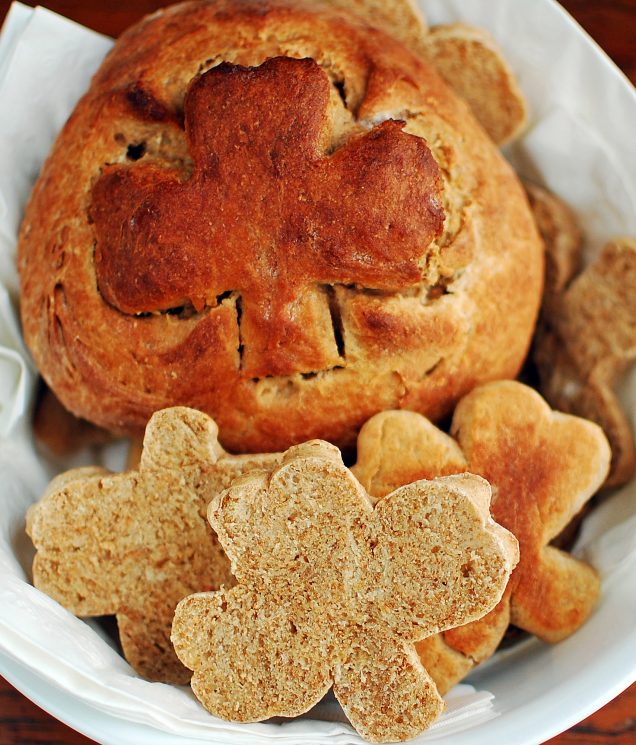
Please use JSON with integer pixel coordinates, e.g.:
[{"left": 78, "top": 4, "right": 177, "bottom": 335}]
[
  {"left": 171, "top": 441, "right": 518, "bottom": 742},
  {"left": 26, "top": 406, "right": 282, "bottom": 683},
  {"left": 18, "top": 0, "right": 543, "bottom": 452}
]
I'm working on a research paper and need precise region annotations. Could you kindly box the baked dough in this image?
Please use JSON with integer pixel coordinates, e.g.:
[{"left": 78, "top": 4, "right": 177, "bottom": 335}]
[{"left": 18, "top": 0, "right": 543, "bottom": 452}]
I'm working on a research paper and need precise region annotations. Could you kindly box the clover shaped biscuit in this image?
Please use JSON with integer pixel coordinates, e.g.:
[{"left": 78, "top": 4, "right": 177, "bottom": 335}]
[
  {"left": 334, "top": 0, "right": 527, "bottom": 144},
  {"left": 353, "top": 381, "right": 610, "bottom": 694},
  {"left": 27, "top": 407, "right": 281, "bottom": 683},
  {"left": 321, "top": 0, "right": 429, "bottom": 54},
  {"left": 420, "top": 24, "right": 528, "bottom": 145},
  {"left": 526, "top": 183, "right": 636, "bottom": 487},
  {"left": 524, "top": 183, "right": 582, "bottom": 312},
  {"left": 172, "top": 440, "right": 518, "bottom": 742},
  {"left": 534, "top": 237, "right": 636, "bottom": 487}
]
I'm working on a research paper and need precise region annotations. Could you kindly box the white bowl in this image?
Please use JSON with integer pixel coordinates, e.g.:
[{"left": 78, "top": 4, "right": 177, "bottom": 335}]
[{"left": 1, "top": 0, "right": 635, "bottom": 743}]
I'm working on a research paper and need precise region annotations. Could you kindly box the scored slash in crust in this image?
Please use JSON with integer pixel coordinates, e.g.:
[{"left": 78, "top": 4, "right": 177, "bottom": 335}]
[{"left": 90, "top": 56, "right": 445, "bottom": 379}]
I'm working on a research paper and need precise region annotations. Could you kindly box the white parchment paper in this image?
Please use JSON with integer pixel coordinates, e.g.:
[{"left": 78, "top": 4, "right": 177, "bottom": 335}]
[{"left": 0, "top": 2, "right": 635, "bottom": 743}]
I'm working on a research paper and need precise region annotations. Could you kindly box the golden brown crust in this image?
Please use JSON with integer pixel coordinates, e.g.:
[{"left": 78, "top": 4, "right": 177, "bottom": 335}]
[
  {"left": 18, "top": 0, "right": 543, "bottom": 452},
  {"left": 327, "top": 0, "right": 429, "bottom": 55},
  {"left": 172, "top": 443, "right": 518, "bottom": 741},
  {"left": 421, "top": 24, "right": 528, "bottom": 145},
  {"left": 353, "top": 382, "right": 610, "bottom": 693},
  {"left": 26, "top": 407, "right": 281, "bottom": 683},
  {"left": 534, "top": 237, "right": 636, "bottom": 487},
  {"left": 524, "top": 182, "right": 582, "bottom": 305},
  {"left": 91, "top": 56, "right": 445, "bottom": 378}
]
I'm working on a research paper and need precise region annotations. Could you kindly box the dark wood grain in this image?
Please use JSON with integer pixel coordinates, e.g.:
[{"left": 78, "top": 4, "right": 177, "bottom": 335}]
[
  {"left": 0, "top": 0, "right": 635, "bottom": 743},
  {"left": 559, "top": 0, "right": 636, "bottom": 84},
  {"left": 0, "top": 675, "right": 91, "bottom": 745},
  {"left": 546, "top": 682, "right": 636, "bottom": 744}
]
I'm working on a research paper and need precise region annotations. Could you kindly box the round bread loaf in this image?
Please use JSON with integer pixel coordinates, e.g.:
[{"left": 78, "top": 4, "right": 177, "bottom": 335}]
[{"left": 18, "top": 0, "right": 543, "bottom": 452}]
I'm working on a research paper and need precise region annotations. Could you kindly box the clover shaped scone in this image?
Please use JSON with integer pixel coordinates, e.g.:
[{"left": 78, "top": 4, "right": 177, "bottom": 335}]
[
  {"left": 524, "top": 183, "right": 582, "bottom": 315},
  {"left": 26, "top": 407, "right": 281, "bottom": 683},
  {"left": 172, "top": 440, "right": 518, "bottom": 742},
  {"left": 419, "top": 24, "right": 527, "bottom": 145},
  {"left": 353, "top": 381, "right": 611, "bottom": 694},
  {"left": 534, "top": 236, "right": 636, "bottom": 487},
  {"left": 335, "top": 0, "right": 527, "bottom": 144},
  {"left": 525, "top": 183, "right": 636, "bottom": 487}
]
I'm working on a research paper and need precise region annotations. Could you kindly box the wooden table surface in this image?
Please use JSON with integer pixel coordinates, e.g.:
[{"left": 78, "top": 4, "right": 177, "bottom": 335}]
[{"left": 0, "top": 0, "right": 635, "bottom": 743}]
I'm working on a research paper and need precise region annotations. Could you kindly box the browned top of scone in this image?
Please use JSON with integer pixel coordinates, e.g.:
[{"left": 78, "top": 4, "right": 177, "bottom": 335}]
[
  {"left": 18, "top": 0, "right": 543, "bottom": 452},
  {"left": 352, "top": 381, "right": 609, "bottom": 693}
]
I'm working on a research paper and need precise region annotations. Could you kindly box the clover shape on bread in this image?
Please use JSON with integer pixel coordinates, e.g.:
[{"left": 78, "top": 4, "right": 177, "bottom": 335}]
[
  {"left": 353, "top": 381, "right": 611, "bottom": 694},
  {"left": 90, "top": 55, "right": 444, "bottom": 379},
  {"left": 171, "top": 440, "right": 518, "bottom": 742},
  {"left": 26, "top": 407, "right": 281, "bottom": 683}
]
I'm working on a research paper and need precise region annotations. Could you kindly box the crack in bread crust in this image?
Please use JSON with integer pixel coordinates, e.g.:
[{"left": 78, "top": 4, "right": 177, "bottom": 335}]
[
  {"left": 90, "top": 57, "right": 445, "bottom": 378},
  {"left": 18, "top": 0, "right": 543, "bottom": 452}
]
